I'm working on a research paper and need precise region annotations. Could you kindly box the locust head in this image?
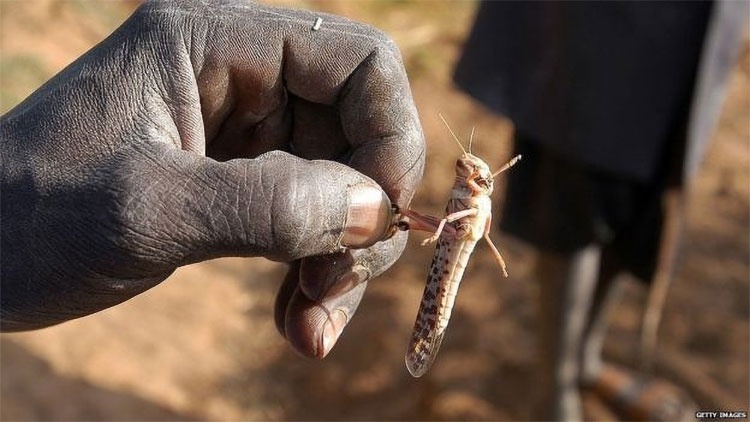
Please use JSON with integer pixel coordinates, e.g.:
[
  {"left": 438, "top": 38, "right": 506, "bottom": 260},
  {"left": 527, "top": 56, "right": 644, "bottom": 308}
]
[
  {"left": 456, "top": 153, "right": 494, "bottom": 195},
  {"left": 439, "top": 113, "right": 521, "bottom": 196}
]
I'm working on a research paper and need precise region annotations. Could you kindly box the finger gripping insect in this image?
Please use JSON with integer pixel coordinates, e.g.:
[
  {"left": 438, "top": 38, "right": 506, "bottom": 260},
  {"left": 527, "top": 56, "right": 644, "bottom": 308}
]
[{"left": 397, "top": 115, "right": 521, "bottom": 377}]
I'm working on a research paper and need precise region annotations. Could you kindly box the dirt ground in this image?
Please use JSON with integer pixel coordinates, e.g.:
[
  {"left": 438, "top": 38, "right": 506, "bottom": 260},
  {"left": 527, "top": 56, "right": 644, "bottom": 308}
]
[{"left": 1, "top": 1, "right": 748, "bottom": 420}]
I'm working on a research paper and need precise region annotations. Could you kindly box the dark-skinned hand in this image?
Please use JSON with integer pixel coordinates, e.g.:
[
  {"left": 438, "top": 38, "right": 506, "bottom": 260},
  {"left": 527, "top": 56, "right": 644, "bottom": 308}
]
[{"left": 0, "top": 0, "right": 425, "bottom": 359}]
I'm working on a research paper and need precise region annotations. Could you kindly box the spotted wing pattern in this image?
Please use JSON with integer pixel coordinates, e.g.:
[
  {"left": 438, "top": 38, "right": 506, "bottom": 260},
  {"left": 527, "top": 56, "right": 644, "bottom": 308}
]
[{"left": 405, "top": 231, "right": 478, "bottom": 377}]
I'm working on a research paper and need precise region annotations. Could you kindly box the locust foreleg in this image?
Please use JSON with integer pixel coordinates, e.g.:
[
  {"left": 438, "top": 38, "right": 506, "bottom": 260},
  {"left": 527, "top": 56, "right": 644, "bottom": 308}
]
[
  {"left": 396, "top": 209, "right": 460, "bottom": 240},
  {"left": 420, "top": 208, "right": 477, "bottom": 245}
]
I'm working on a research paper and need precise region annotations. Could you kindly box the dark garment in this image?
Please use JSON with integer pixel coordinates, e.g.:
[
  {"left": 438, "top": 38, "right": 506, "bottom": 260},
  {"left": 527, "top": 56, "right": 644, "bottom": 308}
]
[
  {"left": 453, "top": 1, "right": 718, "bottom": 281},
  {"left": 455, "top": 1, "right": 712, "bottom": 183},
  {"left": 501, "top": 128, "right": 685, "bottom": 281}
]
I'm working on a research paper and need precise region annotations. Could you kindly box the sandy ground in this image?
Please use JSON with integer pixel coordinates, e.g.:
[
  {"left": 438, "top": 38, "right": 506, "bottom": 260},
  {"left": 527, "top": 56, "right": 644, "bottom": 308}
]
[{"left": 1, "top": 1, "right": 748, "bottom": 420}]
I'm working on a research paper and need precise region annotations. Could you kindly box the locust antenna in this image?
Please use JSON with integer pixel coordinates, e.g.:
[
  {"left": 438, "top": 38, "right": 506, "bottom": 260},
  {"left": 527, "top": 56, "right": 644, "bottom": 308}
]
[
  {"left": 438, "top": 113, "right": 467, "bottom": 156},
  {"left": 492, "top": 154, "right": 523, "bottom": 178},
  {"left": 468, "top": 126, "right": 475, "bottom": 154}
]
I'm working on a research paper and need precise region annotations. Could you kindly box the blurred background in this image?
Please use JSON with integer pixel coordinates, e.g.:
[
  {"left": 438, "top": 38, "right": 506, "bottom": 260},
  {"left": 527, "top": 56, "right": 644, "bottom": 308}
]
[{"left": 0, "top": 1, "right": 747, "bottom": 420}]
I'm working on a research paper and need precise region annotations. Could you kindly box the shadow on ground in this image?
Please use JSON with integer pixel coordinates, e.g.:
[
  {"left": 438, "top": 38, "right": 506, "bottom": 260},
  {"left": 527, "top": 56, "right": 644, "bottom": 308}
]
[{"left": 0, "top": 339, "right": 195, "bottom": 421}]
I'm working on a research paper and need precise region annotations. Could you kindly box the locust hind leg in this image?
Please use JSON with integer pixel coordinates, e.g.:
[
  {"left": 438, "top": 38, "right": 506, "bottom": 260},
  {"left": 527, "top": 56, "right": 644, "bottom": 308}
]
[
  {"left": 484, "top": 233, "right": 508, "bottom": 277},
  {"left": 483, "top": 215, "right": 509, "bottom": 277}
]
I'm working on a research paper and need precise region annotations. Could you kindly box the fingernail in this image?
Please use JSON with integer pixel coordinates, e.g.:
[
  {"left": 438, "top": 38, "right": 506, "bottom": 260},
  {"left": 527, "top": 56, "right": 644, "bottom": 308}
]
[
  {"left": 341, "top": 185, "right": 392, "bottom": 248},
  {"left": 320, "top": 309, "right": 348, "bottom": 358}
]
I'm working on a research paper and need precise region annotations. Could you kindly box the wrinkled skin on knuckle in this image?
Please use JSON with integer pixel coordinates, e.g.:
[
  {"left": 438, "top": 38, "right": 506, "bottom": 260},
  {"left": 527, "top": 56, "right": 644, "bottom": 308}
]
[
  {"left": 33, "top": 145, "right": 202, "bottom": 282},
  {"left": 108, "top": 146, "right": 257, "bottom": 267},
  {"left": 109, "top": 161, "right": 194, "bottom": 269}
]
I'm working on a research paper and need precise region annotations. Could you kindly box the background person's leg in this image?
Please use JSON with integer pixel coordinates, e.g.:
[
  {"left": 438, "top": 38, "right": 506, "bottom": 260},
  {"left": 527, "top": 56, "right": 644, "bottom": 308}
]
[{"left": 535, "top": 245, "right": 602, "bottom": 421}]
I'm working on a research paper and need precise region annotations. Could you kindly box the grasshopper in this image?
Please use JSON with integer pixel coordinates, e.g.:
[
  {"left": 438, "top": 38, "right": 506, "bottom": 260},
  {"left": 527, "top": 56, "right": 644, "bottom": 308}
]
[{"left": 394, "top": 115, "right": 521, "bottom": 377}]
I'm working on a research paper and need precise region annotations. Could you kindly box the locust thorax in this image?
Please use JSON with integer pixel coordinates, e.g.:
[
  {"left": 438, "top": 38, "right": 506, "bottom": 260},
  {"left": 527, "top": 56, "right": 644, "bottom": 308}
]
[{"left": 455, "top": 153, "right": 494, "bottom": 195}]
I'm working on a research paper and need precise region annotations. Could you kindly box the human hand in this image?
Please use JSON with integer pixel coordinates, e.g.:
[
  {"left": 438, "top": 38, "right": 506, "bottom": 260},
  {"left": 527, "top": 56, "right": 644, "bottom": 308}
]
[{"left": 0, "top": 0, "right": 424, "bottom": 358}]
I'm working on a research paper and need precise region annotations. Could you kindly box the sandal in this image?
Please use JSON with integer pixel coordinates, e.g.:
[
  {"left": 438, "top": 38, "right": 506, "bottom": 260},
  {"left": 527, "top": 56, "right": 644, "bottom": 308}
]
[{"left": 581, "top": 363, "right": 697, "bottom": 421}]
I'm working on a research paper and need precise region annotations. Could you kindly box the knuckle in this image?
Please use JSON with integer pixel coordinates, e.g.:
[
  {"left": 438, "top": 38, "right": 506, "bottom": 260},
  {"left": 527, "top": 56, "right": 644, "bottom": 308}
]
[
  {"left": 366, "top": 28, "right": 404, "bottom": 64},
  {"left": 130, "top": 0, "right": 189, "bottom": 37},
  {"left": 367, "top": 25, "right": 400, "bottom": 52}
]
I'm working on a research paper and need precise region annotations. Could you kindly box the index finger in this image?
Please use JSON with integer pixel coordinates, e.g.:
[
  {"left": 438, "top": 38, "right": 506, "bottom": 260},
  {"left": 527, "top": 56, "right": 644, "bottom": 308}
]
[
  {"left": 250, "top": 4, "right": 425, "bottom": 206},
  {"left": 161, "top": 1, "right": 425, "bottom": 203},
  {"left": 259, "top": 5, "right": 426, "bottom": 205}
]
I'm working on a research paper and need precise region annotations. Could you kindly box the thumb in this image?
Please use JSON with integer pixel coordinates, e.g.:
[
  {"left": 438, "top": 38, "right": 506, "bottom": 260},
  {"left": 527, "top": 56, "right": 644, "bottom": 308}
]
[{"left": 122, "top": 146, "right": 395, "bottom": 268}]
